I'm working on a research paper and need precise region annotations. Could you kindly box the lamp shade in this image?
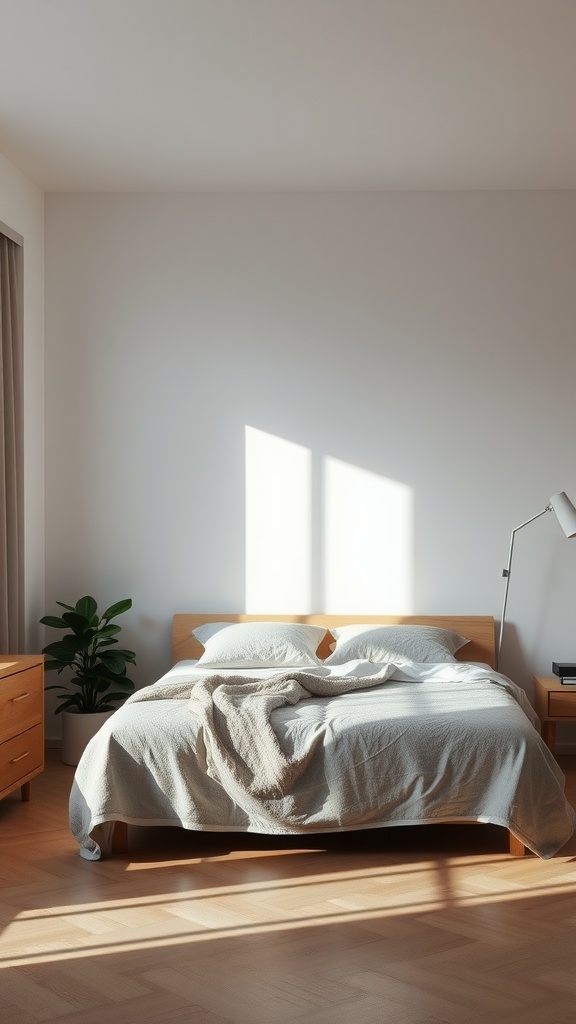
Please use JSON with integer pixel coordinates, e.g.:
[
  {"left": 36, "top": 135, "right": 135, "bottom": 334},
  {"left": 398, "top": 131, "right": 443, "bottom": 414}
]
[{"left": 549, "top": 491, "right": 576, "bottom": 538}]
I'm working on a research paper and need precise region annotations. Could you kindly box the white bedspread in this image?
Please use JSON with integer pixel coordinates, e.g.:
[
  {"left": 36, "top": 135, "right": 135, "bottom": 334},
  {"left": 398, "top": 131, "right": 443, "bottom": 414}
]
[{"left": 69, "top": 660, "right": 576, "bottom": 860}]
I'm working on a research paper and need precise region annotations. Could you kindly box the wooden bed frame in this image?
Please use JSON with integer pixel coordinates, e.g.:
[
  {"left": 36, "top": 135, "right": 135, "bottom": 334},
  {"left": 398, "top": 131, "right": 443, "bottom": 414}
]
[{"left": 110, "top": 613, "right": 526, "bottom": 857}]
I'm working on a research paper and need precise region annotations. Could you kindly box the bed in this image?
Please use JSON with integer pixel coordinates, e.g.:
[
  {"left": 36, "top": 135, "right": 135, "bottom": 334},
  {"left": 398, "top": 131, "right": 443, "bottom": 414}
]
[{"left": 69, "top": 613, "right": 576, "bottom": 861}]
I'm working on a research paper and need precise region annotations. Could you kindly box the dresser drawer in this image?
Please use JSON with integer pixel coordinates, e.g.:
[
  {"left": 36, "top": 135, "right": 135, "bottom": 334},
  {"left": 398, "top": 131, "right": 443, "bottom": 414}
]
[
  {"left": 0, "top": 666, "right": 43, "bottom": 744},
  {"left": 548, "top": 691, "right": 576, "bottom": 718},
  {"left": 0, "top": 723, "right": 44, "bottom": 793}
]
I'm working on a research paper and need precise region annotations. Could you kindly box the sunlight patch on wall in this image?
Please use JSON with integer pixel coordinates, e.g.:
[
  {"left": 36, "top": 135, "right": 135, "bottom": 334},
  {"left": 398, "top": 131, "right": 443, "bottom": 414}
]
[
  {"left": 245, "top": 428, "right": 413, "bottom": 613},
  {"left": 245, "top": 426, "right": 312, "bottom": 612},
  {"left": 323, "top": 457, "right": 413, "bottom": 613}
]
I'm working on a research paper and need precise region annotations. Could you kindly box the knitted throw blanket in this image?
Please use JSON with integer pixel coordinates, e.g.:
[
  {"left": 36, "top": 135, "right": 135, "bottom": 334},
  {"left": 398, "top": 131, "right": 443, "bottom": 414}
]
[{"left": 126, "top": 668, "right": 394, "bottom": 822}]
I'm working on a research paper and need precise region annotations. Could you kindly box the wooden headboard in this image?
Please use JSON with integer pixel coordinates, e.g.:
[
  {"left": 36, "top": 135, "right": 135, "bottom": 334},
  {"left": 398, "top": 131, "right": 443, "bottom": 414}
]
[{"left": 172, "top": 614, "right": 496, "bottom": 669}]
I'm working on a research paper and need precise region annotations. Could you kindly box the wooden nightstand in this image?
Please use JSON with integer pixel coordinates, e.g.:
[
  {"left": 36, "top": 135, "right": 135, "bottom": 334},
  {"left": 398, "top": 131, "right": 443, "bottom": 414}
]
[
  {"left": 0, "top": 656, "right": 44, "bottom": 802},
  {"left": 533, "top": 675, "right": 576, "bottom": 753}
]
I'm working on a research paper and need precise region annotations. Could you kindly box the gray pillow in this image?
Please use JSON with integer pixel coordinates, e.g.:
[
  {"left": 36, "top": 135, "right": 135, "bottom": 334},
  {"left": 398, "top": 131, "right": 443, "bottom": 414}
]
[
  {"left": 324, "top": 624, "right": 469, "bottom": 665},
  {"left": 193, "top": 621, "right": 327, "bottom": 668}
]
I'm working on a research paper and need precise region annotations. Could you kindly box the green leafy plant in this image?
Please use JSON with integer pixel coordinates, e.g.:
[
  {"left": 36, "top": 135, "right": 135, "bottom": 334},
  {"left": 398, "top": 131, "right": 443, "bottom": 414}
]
[{"left": 41, "top": 596, "right": 136, "bottom": 714}]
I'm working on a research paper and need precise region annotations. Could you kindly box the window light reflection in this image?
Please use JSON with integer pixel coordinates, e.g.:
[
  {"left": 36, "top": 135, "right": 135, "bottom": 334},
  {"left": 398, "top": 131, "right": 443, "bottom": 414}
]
[
  {"left": 245, "top": 426, "right": 312, "bottom": 612},
  {"left": 323, "top": 457, "right": 413, "bottom": 613}
]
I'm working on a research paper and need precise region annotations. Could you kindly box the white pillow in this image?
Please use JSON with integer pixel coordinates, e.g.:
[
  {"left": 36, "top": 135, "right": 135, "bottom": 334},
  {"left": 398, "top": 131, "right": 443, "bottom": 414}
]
[
  {"left": 193, "top": 621, "right": 327, "bottom": 668},
  {"left": 324, "top": 624, "right": 469, "bottom": 666}
]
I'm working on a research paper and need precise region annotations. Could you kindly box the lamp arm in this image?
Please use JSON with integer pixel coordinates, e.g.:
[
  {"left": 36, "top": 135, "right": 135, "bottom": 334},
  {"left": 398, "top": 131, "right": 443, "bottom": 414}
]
[{"left": 496, "top": 505, "right": 552, "bottom": 669}]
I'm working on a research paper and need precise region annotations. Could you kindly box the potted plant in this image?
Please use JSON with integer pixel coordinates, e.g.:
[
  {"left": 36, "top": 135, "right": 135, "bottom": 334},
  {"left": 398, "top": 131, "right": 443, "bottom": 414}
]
[{"left": 41, "top": 595, "right": 136, "bottom": 765}]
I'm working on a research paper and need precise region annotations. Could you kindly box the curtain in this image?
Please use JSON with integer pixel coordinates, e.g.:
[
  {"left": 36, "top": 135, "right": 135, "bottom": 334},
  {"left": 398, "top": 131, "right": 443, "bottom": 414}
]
[{"left": 0, "top": 232, "right": 24, "bottom": 652}]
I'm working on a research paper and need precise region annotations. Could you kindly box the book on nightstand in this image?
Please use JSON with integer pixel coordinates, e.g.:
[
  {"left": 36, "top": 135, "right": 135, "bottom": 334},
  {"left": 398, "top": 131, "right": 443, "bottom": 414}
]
[{"left": 552, "top": 662, "right": 576, "bottom": 684}]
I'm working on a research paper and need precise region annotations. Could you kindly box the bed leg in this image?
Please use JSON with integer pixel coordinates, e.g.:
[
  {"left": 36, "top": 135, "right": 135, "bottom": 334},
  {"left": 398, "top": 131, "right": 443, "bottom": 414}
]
[
  {"left": 111, "top": 820, "right": 128, "bottom": 854},
  {"left": 508, "top": 831, "right": 526, "bottom": 856}
]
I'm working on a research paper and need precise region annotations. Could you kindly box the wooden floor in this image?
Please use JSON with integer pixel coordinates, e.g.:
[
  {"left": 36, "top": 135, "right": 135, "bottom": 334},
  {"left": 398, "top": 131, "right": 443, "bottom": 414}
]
[{"left": 1, "top": 751, "right": 576, "bottom": 1024}]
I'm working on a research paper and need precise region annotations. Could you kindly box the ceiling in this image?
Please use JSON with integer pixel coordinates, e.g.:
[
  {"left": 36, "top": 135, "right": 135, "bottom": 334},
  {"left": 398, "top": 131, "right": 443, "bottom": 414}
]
[{"left": 1, "top": 0, "right": 576, "bottom": 192}]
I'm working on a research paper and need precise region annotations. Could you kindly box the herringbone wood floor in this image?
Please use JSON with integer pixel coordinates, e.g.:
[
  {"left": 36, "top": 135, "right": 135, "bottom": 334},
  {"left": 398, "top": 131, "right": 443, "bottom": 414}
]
[{"left": 1, "top": 750, "right": 575, "bottom": 1024}]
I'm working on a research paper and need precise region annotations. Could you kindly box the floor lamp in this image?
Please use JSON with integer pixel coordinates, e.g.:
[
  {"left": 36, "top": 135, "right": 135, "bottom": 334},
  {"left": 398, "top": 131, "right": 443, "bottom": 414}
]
[{"left": 497, "top": 491, "right": 576, "bottom": 670}]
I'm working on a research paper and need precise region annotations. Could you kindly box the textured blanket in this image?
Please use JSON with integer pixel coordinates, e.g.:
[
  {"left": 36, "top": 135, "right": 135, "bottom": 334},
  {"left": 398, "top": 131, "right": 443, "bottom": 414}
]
[
  {"left": 70, "top": 662, "right": 576, "bottom": 860},
  {"left": 127, "top": 668, "right": 395, "bottom": 819}
]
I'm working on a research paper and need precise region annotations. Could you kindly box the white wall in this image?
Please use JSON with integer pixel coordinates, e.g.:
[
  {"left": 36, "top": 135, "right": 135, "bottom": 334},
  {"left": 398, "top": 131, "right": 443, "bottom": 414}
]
[
  {"left": 0, "top": 152, "right": 45, "bottom": 651},
  {"left": 44, "top": 191, "right": 576, "bottom": 743}
]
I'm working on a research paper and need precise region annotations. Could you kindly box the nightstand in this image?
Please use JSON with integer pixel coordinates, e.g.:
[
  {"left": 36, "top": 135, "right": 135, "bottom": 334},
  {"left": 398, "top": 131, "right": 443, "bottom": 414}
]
[
  {"left": 0, "top": 656, "right": 44, "bottom": 801},
  {"left": 533, "top": 675, "right": 576, "bottom": 754}
]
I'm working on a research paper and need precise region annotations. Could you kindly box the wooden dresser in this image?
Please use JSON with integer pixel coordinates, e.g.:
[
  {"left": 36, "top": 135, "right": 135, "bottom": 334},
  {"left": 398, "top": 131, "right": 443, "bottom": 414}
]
[{"left": 0, "top": 655, "right": 44, "bottom": 801}]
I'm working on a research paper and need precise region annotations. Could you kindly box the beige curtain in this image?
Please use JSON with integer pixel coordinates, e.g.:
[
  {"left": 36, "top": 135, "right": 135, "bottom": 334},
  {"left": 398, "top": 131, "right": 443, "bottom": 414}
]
[{"left": 0, "top": 232, "right": 24, "bottom": 653}]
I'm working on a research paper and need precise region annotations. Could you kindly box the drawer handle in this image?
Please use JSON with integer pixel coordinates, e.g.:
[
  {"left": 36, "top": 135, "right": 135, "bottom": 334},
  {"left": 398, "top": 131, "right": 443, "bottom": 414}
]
[
  {"left": 11, "top": 751, "right": 29, "bottom": 763},
  {"left": 11, "top": 692, "right": 30, "bottom": 702}
]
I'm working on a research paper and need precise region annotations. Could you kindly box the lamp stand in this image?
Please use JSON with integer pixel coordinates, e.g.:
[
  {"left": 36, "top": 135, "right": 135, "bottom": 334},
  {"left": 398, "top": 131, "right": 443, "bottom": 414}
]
[{"left": 496, "top": 505, "right": 552, "bottom": 670}]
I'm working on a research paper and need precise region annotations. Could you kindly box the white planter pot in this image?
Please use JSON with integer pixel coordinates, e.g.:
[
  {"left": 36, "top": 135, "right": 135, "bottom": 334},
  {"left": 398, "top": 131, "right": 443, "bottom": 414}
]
[{"left": 61, "top": 710, "right": 115, "bottom": 766}]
